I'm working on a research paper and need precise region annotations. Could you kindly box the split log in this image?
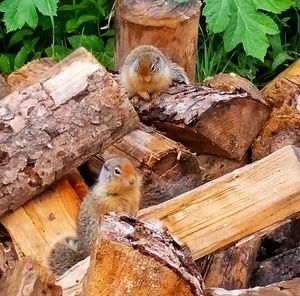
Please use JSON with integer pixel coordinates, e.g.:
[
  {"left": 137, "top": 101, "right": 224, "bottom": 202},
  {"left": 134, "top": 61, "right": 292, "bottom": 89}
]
[
  {"left": 0, "top": 172, "right": 85, "bottom": 265},
  {"left": 204, "top": 73, "right": 264, "bottom": 103},
  {"left": 115, "top": 0, "right": 201, "bottom": 81},
  {"left": 197, "top": 154, "right": 249, "bottom": 183},
  {"left": 201, "top": 237, "right": 262, "bottom": 289},
  {"left": 0, "top": 47, "right": 139, "bottom": 217},
  {"left": 7, "top": 57, "right": 55, "bottom": 91},
  {"left": 206, "top": 278, "right": 300, "bottom": 296},
  {"left": 261, "top": 57, "right": 300, "bottom": 109},
  {"left": 0, "top": 257, "right": 62, "bottom": 296},
  {"left": 250, "top": 247, "right": 300, "bottom": 287},
  {"left": 81, "top": 128, "right": 203, "bottom": 208},
  {"left": 82, "top": 213, "right": 204, "bottom": 296},
  {"left": 252, "top": 105, "right": 300, "bottom": 160},
  {"left": 135, "top": 84, "right": 270, "bottom": 160},
  {"left": 0, "top": 74, "right": 11, "bottom": 99},
  {"left": 139, "top": 145, "right": 300, "bottom": 260}
]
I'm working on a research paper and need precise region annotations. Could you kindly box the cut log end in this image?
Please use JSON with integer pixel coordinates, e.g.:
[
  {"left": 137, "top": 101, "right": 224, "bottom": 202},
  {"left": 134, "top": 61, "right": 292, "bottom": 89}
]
[{"left": 83, "top": 213, "right": 204, "bottom": 296}]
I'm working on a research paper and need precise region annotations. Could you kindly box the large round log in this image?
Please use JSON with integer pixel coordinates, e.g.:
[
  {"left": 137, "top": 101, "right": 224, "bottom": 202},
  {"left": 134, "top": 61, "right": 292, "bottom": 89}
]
[
  {"left": 0, "top": 48, "right": 139, "bottom": 217},
  {"left": 115, "top": 0, "right": 201, "bottom": 81},
  {"left": 135, "top": 84, "right": 270, "bottom": 160}
]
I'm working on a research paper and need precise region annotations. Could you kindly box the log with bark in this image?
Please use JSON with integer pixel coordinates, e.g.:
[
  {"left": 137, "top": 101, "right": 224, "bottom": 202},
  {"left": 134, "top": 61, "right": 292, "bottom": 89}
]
[
  {"left": 261, "top": 57, "right": 300, "bottom": 109},
  {"left": 206, "top": 278, "right": 300, "bottom": 296},
  {"left": 81, "top": 127, "right": 203, "bottom": 208},
  {"left": 115, "top": 0, "right": 201, "bottom": 81},
  {"left": 139, "top": 145, "right": 300, "bottom": 260},
  {"left": 0, "top": 47, "right": 139, "bottom": 217},
  {"left": 252, "top": 104, "right": 300, "bottom": 161},
  {"left": 201, "top": 237, "right": 262, "bottom": 289},
  {"left": 0, "top": 257, "right": 62, "bottom": 296},
  {"left": 82, "top": 213, "right": 205, "bottom": 296},
  {"left": 134, "top": 84, "right": 270, "bottom": 161}
]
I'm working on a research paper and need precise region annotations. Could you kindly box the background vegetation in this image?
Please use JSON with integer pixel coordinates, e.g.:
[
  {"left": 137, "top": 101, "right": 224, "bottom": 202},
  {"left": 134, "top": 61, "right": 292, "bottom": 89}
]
[{"left": 0, "top": 0, "right": 299, "bottom": 87}]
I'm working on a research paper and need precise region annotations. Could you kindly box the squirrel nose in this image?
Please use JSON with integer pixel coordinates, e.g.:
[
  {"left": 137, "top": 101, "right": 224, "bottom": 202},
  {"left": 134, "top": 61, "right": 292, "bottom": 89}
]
[{"left": 129, "top": 176, "right": 135, "bottom": 185}]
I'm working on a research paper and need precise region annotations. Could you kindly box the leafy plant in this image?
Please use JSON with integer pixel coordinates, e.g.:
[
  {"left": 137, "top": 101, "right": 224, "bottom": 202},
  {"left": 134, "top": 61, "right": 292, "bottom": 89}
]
[{"left": 0, "top": 0, "right": 114, "bottom": 73}]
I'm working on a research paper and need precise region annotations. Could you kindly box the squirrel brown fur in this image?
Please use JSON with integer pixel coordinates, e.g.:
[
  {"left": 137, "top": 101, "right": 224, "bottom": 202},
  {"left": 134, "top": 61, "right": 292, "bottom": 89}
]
[
  {"left": 48, "top": 157, "right": 142, "bottom": 276},
  {"left": 120, "top": 45, "right": 189, "bottom": 103}
]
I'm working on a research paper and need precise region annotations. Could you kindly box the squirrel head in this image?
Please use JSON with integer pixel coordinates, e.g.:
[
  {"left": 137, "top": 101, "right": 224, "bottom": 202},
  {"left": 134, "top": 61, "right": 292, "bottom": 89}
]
[
  {"left": 134, "top": 53, "right": 162, "bottom": 83},
  {"left": 98, "top": 157, "right": 141, "bottom": 195}
]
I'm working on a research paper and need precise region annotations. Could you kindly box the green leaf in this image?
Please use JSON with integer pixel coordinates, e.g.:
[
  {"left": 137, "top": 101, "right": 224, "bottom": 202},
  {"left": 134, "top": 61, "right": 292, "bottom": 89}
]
[
  {"left": 293, "top": 0, "right": 300, "bottom": 8},
  {"left": 253, "top": 0, "right": 293, "bottom": 13},
  {"left": 58, "top": 0, "right": 90, "bottom": 11},
  {"left": 14, "top": 38, "right": 39, "bottom": 69},
  {"left": 45, "top": 45, "right": 72, "bottom": 60},
  {"left": 66, "top": 15, "right": 97, "bottom": 32},
  {"left": 0, "top": 54, "right": 11, "bottom": 73},
  {"left": 0, "top": 0, "right": 39, "bottom": 31},
  {"left": 34, "top": 0, "right": 58, "bottom": 16},
  {"left": 223, "top": 0, "right": 279, "bottom": 61},
  {"left": 100, "top": 29, "right": 115, "bottom": 37},
  {"left": 203, "top": 0, "right": 233, "bottom": 33},
  {"left": 8, "top": 29, "right": 33, "bottom": 48},
  {"left": 68, "top": 34, "right": 104, "bottom": 52},
  {"left": 272, "top": 52, "right": 293, "bottom": 70}
]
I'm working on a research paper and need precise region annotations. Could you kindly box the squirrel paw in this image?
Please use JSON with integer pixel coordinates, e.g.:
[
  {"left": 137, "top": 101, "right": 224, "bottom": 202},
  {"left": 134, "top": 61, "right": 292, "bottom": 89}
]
[
  {"left": 138, "top": 91, "right": 151, "bottom": 101},
  {"left": 130, "top": 95, "right": 140, "bottom": 105}
]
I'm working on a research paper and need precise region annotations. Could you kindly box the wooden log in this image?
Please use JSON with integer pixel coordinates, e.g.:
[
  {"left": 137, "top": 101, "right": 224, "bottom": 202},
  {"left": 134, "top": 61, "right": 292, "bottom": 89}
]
[
  {"left": 261, "top": 57, "right": 300, "bottom": 109},
  {"left": 250, "top": 247, "right": 300, "bottom": 287},
  {"left": 0, "top": 172, "right": 86, "bottom": 266},
  {"left": 206, "top": 278, "right": 300, "bottom": 296},
  {"left": 0, "top": 257, "right": 62, "bottom": 296},
  {"left": 115, "top": 0, "right": 201, "bottom": 81},
  {"left": 139, "top": 145, "right": 300, "bottom": 260},
  {"left": 0, "top": 47, "right": 139, "bottom": 217},
  {"left": 82, "top": 213, "right": 204, "bottom": 296},
  {"left": 197, "top": 154, "right": 249, "bottom": 184},
  {"left": 7, "top": 57, "right": 55, "bottom": 91},
  {"left": 252, "top": 105, "right": 300, "bottom": 161},
  {"left": 202, "top": 237, "right": 262, "bottom": 289},
  {"left": 0, "top": 74, "right": 11, "bottom": 99},
  {"left": 204, "top": 72, "right": 265, "bottom": 103},
  {"left": 135, "top": 84, "right": 270, "bottom": 160},
  {"left": 81, "top": 128, "right": 203, "bottom": 208}
]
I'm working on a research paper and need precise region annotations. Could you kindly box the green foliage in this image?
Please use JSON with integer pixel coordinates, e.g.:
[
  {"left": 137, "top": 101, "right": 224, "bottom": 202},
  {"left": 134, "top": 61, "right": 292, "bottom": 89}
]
[
  {"left": 198, "top": 0, "right": 300, "bottom": 86},
  {"left": 0, "top": 0, "right": 114, "bottom": 73}
]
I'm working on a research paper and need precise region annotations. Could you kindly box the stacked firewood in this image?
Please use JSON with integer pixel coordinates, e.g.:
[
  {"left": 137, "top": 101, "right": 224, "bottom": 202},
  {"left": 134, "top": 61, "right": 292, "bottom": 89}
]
[{"left": 0, "top": 0, "right": 300, "bottom": 295}]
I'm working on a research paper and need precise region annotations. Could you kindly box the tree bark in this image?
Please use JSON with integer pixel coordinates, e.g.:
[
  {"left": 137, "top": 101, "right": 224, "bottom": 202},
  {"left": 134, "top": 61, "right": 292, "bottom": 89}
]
[
  {"left": 139, "top": 145, "right": 300, "bottom": 260},
  {"left": 0, "top": 47, "right": 139, "bottom": 217},
  {"left": 82, "top": 213, "right": 204, "bottom": 296},
  {"left": 261, "top": 57, "right": 300, "bottom": 109},
  {"left": 115, "top": 0, "right": 201, "bottom": 81},
  {"left": 206, "top": 278, "right": 300, "bottom": 296},
  {"left": 135, "top": 84, "right": 270, "bottom": 160},
  {"left": 81, "top": 127, "right": 203, "bottom": 208},
  {"left": 252, "top": 105, "right": 300, "bottom": 161},
  {"left": 0, "top": 257, "right": 62, "bottom": 296}
]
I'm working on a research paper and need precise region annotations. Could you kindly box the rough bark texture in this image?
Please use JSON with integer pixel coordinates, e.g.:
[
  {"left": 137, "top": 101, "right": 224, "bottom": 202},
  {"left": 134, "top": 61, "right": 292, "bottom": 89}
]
[
  {"left": 139, "top": 145, "right": 300, "bottom": 260},
  {"left": 80, "top": 127, "right": 203, "bottom": 208},
  {"left": 261, "top": 57, "right": 300, "bottom": 109},
  {"left": 115, "top": 0, "right": 201, "bottom": 81},
  {"left": 135, "top": 84, "right": 270, "bottom": 160},
  {"left": 0, "top": 257, "right": 62, "bottom": 296},
  {"left": 201, "top": 237, "right": 262, "bottom": 289},
  {"left": 203, "top": 73, "right": 265, "bottom": 104},
  {"left": 252, "top": 104, "right": 300, "bottom": 161},
  {"left": 197, "top": 153, "right": 249, "bottom": 184},
  {"left": 250, "top": 247, "right": 300, "bottom": 287},
  {"left": 0, "top": 47, "right": 139, "bottom": 217},
  {"left": 206, "top": 278, "right": 300, "bottom": 296},
  {"left": 82, "top": 213, "right": 204, "bottom": 296},
  {"left": 0, "top": 74, "right": 11, "bottom": 100}
]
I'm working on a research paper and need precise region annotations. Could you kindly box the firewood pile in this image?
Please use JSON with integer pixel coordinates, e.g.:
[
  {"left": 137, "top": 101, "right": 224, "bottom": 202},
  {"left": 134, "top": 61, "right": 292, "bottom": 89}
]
[{"left": 0, "top": 1, "right": 300, "bottom": 295}]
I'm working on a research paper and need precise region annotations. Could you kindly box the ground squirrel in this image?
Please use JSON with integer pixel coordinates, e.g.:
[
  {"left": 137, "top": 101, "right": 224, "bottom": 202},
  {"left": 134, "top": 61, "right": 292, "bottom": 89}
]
[
  {"left": 120, "top": 45, "right": 189, "bottom": 103},
  {"left": 48, "top": 157, "right": 142, "bottom": 276}
]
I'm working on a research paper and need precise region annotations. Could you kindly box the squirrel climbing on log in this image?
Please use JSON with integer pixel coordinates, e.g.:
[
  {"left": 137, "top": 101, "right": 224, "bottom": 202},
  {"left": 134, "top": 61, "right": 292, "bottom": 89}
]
[
  {"left": 120, "top": 45, "right": 189, "bottom": 104},
  {"left": 48, "top": 157, "right": 142, "bottom": 276}
]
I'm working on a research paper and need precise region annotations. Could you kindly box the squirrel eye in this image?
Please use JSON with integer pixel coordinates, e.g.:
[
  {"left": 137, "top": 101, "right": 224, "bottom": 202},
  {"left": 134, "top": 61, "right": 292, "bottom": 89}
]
[
  {"left": 150, "top": 63, "right": 156, "bottom": 72},
  {"left": 114, "top": 167, "right": 121, "bottom": 175}
]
